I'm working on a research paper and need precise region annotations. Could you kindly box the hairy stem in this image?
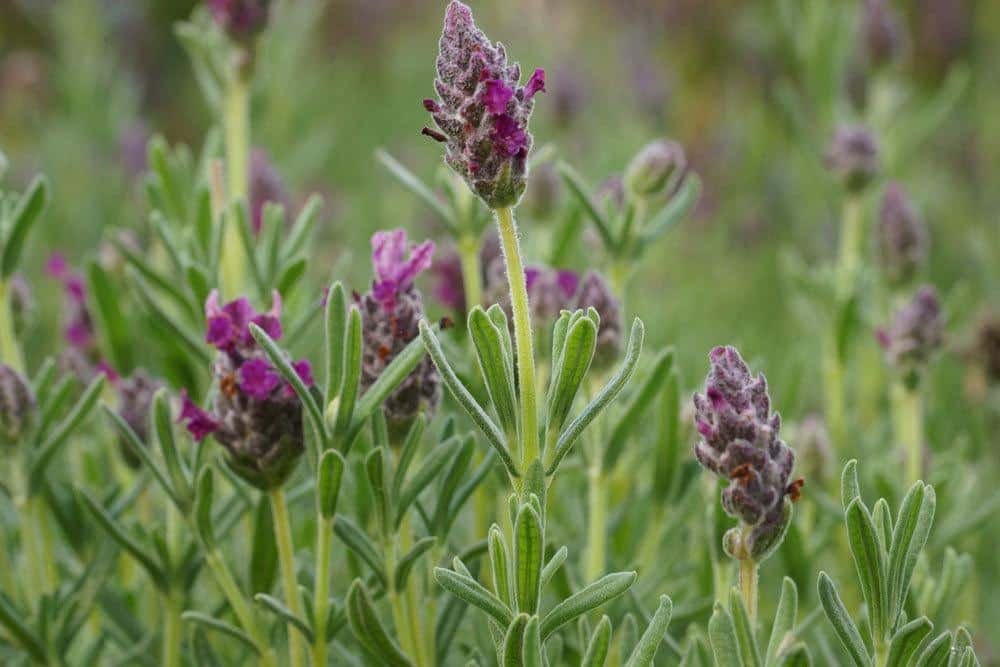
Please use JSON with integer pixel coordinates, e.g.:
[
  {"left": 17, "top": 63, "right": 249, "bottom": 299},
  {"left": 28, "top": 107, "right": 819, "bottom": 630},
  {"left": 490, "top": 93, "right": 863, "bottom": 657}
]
[
  {"left": 458, "top": 233, "right": 483, "bottom": 314},
  {"left": 738, "top": 556, "right": 759, "bottom": 625},
  {"left": 203, "top": 548, "right": 277, "bottom": 667},
  {"left": 221, "top": 71, "right": 250, "bottom": 297},
  {"left": 892, "top": 380, "right": 924, "bottom": 484},
  {"left": 312, "top": 516, "right": 332, "bottom": 667},
  {"left": 586, "top": 462, "right": 607, "bottom": 583},
  {"left": 0, "top": 280, "right": 24, "bottom": 373},
  {"left": 162, "top": 591, "right": 182, "bottom": 667},
  {"left": 495, "top": 206, "right": 539, "bottom": 475},
  {"left": 270, "top": 488, "right": 306, "bottom": 667}
]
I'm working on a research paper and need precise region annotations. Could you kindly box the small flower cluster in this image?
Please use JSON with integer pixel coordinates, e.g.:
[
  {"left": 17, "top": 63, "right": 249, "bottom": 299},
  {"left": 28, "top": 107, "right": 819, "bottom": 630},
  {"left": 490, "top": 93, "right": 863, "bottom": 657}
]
[
  {"left": 877, "top": 285, "right": 944, "bottom": 380},
  {"left": 358, "top": 230, "right": 441, "bottom": 425},
  {"left": 877, "top": 182, "right": 927, "bottom": 285},
  {"left": 0, "top": 364, "right": 34, "bottom": 447},
  {"left": 825, "top": 125, "right": 880, "bottom": 193},
  {"left": 114, "top": 369, "right": 163, "bottom": 467},
  {"left": 179, "top": 290, "right": 313, "bottom": 489},
  {"left": 423, "top": 0, "right": 545, "bottom": 208},
  {"left": 207, "top": 0, "right": 271, "bottom": 43},
  {"left": 249, "top": 148, "right": 289, "bottom": 234},
  {"left": 693, "top": 346, "right": 801, "bottom": 561}
]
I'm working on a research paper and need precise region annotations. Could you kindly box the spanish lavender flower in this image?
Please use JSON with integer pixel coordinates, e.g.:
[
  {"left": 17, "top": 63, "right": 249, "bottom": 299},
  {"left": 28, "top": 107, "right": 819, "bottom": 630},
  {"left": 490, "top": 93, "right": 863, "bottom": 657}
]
[
  {"left": 115, "top": 369, "right": 163, "bottom": 467},
  {"left": 825, "top": 125, "right": 880, "bottom": 193},
  {"left": 249, "top": 148, "right": 290, "bottom": 234},
  {"left": 178, "top": 291, "right": 312, "bottom": 490},
  {"left": 207, "top": 0, "right": 271, "bottom": 42},
  {"left": 877, "top": 182, "right": 927, "bottom": 285},
  {"left": 358, "top": 230, "right": 441, "bottom": 425},
  {"left": 423, "top": 1, "right": 545, "bottom": 209},
  {"left": 0, "top": 364, "right": 34, "bottom": 447},
  {"left": 573, "top": 271, "right": 623, "bottom": 368},
  {"left": 693, "top": 346, "right": 801, "bottom": 561},
  {"left": 429, "top": 245, "right": 466, "bottom": 312},
  {"left": 526, "top": 266, "right": 579, "bottom": 323},
  {"left": 860, "top": 0, "right": 903, "bottom": 69},
  {"left": 877, "top": 286, "right": 945, "bottom": 381},
  {"left": 624, "top": 139, "right": 687, "bottom": 199}
]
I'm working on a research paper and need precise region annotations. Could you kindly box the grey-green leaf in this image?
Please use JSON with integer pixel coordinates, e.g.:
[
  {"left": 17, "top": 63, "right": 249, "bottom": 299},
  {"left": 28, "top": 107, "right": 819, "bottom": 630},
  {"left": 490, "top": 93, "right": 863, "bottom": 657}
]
[
  {"left": 317, "top": 448, "right": 345, "bottom": 520},
  {"left": 514, "top": 503, "right": 544, "bottom": 614},
  {"left": 708, "top": 602, "right": 743, "bottom": 667},
  {"left": 885, "top": 616, "right": 932, "bottom": 667},
  {"left": 845, "top": 498, "right": 888, "bottom": 641},
  {"left": 540, "top": 571, "right": 637, "bottom": 640},
  {"left": 345, "top": 580, "right": 413, "bottom": 667},
  {"left": 624, "top": 594, "right": 673, "bottom": 667},
  {"left": 581, "top": 615, "right": 612, "bottom": 667},
  {"left": 765, "top": 577, "right": 799, "bottom": 667},
  {"left": 887, "top": 482, "right": 935, "bottom": 623},
  {"left": 817, "top": 572, "right": 869, "bottom": 667}
]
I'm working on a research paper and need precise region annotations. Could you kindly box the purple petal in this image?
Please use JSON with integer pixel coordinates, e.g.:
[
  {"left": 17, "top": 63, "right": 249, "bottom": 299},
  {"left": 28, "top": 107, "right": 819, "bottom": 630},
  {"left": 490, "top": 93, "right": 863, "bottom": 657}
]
[
  {"left": 524, "top": 68, "right": 546, "bottom": 100},
  {"left": 178, "top": 389, "right": 219, "bottom": 441},
  {"left": 239, "top": 358, "right": 281, "bottom": 400},
  {"left": 482, "top": 79, "right": 514, "bottom": 114},
  {"left": 292, "top": 359, "right": 314, "bottom": 386}
]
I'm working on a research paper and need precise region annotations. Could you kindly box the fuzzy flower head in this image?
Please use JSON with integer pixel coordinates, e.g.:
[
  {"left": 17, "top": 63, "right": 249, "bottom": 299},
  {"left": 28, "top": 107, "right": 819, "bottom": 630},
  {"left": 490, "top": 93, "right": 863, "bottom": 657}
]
[
  {"left": 423, "top": 1, "right": 545, "bottom": 208},
  {"left": 877, "top": 286, "right": 944, "bottom": 383},
  {"left": 207, "top": 0, "right": 271, "bottom": 42},
  {"left": 0, "top": 364, "right": 35, "bottom": 447},
  {"left": 825, "top": 125, "right": 880, "bottom": 193},
  {"left": 179, "top": 292, "right": 313, "bottom": 490},
  {"left": 877, "top": 182, "right": 927, "bottom": 286},
  {"left": 693, "top": 346, "right": 801, "bottom": 562},
  {"left": 359, "top": 230, "right": 441, "bottom": 426}
]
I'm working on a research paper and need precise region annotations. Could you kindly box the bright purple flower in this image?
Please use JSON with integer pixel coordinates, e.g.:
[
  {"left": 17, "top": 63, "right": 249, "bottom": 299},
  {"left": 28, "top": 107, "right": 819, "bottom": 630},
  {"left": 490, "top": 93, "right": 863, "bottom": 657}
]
[
  {"left": 424, "top": 1, "right": 545, "bottom": 208},
  {"left": 371, "top": 229, "right": 435, "bottom": 311},
  {"left": 178, "top": 389, "right": 220, "bottom": 442},
  {"left": 204, "top": 289, "right": 282, "bottom": 353},
  {"left": 239, "top": 358, "right": 282, "bottom": 400}
]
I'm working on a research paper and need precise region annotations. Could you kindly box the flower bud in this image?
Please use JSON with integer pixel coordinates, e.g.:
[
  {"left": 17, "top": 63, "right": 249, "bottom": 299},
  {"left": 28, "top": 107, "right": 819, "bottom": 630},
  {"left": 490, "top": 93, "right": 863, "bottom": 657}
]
[
  {"left": 116, "top": 369, "right": 163, "bottom": 468},
  {"left": 207, "top": 0, "right": 271, "bottom": 43},
  {"left": 358, "top": 230, "right": 441, "bottom": 426},
  {"left": 877, "top": 285, "right": 944, "bottom": 381},
  {"left": 249, "top": 149, "right": 289, "bottom": 235},
  {"left": 179, "top": 291, "right": 313, "bottom": 490},
  {"left": 877, "top": 182, "right": 927, "bottom": 285},
  {"left": 860, "top": 0, "right": 903, "bottom": 70},
  {"left": 825, "top": 125, "right": 879, "bottom": 193},
  {"left": 573, "top": 271, "right": 623, "bottom": 367},
  {"left": 423, "top": 1, "right": 545, "bottom": 208},
  {"left": 0, "top": 364, "right": 34, "bottom": 447},
  {"left": 693, "top": 346, "right": 801, "bottom": 562},
  {"left": 624, "top": 139, "right": 686, "bottom": 199}
]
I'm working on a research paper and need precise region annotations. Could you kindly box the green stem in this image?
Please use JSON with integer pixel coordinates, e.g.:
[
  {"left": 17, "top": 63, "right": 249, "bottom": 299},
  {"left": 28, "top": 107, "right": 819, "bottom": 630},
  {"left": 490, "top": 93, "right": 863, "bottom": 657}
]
[
  {"left": 495, "top": 206, "right": 539, "bottom": 475},
  {"left": 892, "top": 380, "right": 924, "bottom": 484},
  {"left": 312, "top": 516, "right": 332, "bottom": 667},
  {"left": 270, "top": 488, "right": 306, "bottom": 667},
  {"left": 0, "top": 279, "right": 24, "bottom": 373},
  {"left": 835, "top": 196, "right": 863, "bottom": 301},
  {"left": 162, "top": 591, "right": 182, "bottom": 667},
  {"left": 458, "top": 234, "right": 483, "bottom": 314},
  {"left": 203, "top": 548, "right": 277, "bottom": 667},
  {"left": 221, "top": 70, "right": 250, "bottom": 298},
  {"left": 585, "top": 462, "right": 607, "bottom": 583},
  {"left": 738, "top": 556, "right": 759, "bottom": 625},
  {"left": 25, "top": 495, "right": 56, "bottom": 596}
]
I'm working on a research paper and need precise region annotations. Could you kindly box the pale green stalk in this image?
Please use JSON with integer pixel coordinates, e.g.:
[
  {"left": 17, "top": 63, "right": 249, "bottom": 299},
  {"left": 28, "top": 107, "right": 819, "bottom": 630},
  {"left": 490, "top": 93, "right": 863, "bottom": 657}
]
[
  {"left": 221, "top": 71, "right": 250, "bottom": 297},
  {"left": 270, "top": 488, "right": 306, "bottom": 667},
  {"left": 495, "top": 206, "right": 539, "bottom": 476},
  {"left": 0, "top": 280, "right": 24, "bottom": 373},
  {"left": 312, "top": 516, "right": 332, "bottom": 667},
  {"left": 892, "top": 380, "right": 924, "bottom": 484},
  {"left": 203, "top": 547, "right": 278, "bottom": 667},
  {"left": 458, "top": 234, "right": 483, "bottom": 314},
  {"left": 162, "top": 591, "right": 182, "bottom": 667},
  {"left": 738, "top": 557, "right": 759, "bottom": 624}
]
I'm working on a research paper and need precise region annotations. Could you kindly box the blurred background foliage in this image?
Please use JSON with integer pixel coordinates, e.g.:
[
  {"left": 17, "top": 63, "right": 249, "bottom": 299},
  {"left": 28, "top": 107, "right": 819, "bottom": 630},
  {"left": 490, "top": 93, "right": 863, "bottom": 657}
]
[{"left": 0, "top": 0, "right": 997, "bottom": 657}]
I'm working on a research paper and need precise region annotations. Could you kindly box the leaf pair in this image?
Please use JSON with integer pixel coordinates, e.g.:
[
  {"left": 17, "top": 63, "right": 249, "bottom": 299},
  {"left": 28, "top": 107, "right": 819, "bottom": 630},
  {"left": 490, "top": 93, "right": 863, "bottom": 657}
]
[{"left": 710, "top": 579, "right": 811, "bottom": 667}]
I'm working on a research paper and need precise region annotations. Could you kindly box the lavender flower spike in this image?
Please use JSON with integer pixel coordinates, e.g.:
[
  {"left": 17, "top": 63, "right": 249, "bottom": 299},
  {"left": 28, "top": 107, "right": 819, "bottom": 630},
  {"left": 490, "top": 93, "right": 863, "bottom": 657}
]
[
  {"left": 0, "top": 364, "right": 35, "bottom": 447},
  {"left": 825, "top": 125, "right": 879, "bottom": 193},
  {"left": 207, "top": 0, "right": 271, "bottom": 43},
  {"left": 877, "top": 285, "right": 944, "bottom": 383},
  {"left": 877, "top": 182, "right": 927, "bottom": 286},
  {"left": 359, "top": 230, "right": 441, "bottom": 427},
  {"left": 693, "top": 346, "right": 802, "bottom": 562},
  {"left": 423, "top": 1, "right": 545, "bottom": 208}
]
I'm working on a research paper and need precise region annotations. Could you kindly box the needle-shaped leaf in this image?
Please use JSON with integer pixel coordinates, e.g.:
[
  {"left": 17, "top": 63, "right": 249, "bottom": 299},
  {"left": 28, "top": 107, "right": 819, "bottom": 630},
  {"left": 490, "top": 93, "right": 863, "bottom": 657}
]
[
  {"left": 334, "top": 518, "right": 387, "bottom": 588},
  {"left": 282, "top": 193, "right": 323, "bottom": 263},
  {"left": 766, "top": 577, "right": 799, "bottom": 667},
  {"left": 254, "top": 593, "right": 314, "bottom": 642},
  {"left": 152, "top": 389, "right": 191, "bottom": 506},
  {"left": 468, "top": 306, "right": 519, "bottom": 438},
  {"left": 434, "top": 566, "right": 513, "bottom": 627},
  {"left": 104, "top": 403, "right": 184, "bottom": 511},
  {"left": 317, "top": 448, "right": 345, "bottom": 520},
  {"left": 914, "top": 631, "right": 952, "bottom": 667},
  {"left": 540, "top": 571, "right": 637, "bottom": 640},
  {"left": 887, "top": 482, "right": 935, "bottom": 623},
  {"left": 640, "top": 173, "right": 702, "bottom": 244},
  {"left": 624, "top": 594, "right": 673, "bottom": 667},
  {"left": 841, "top": 459, "right": 861, "bottom": 512},
  {"left": 581, "top": 615, "right": 612, "bottom": 667},
  {"left": 514, "top": 502, "right": 544, "bottom": 615},
  {"left": 420, "top": 320, "right": 518, "bottom": 477},
  {"left": 248, "top": 496, "right": 277, "bottom": 596},
  {"left": 396, "top": 435, "right": 462, "bottom": 527},
  {"left": 324, "top": 281, "right": 348, "bottom": 401},
  {"left": 193, "top": 466, "right": 215, "bottom": 547},
  {"left": 346, "top": 580, "right": 413, "bottom": 666},
  {"left": 181, "top": 612, "right": 259, "bottom": 654},
  {"left": 391, "top": 416, "right": 425, "bottom": 501},
  {"left": 817, "top": 572, "right": 869, "bottom": 667},
  {"left": 730, "top": 588, "right": 762, "bottom": 667},
  {"left": 546, "top": 313, "right": 597, "bottom": 437},
  {"left": 547, "top": 318, "right": 644, "bottom": 476},
  {"left": 540, "top": 546, "right": 568, "bottom": 589},
  {"left": 1, "top": 175, "right": 48, "bottom": 277},
  {"left": 708, "top": 602, "right": 742, "bottom": 667},
  {"left": 502, "top": 614, "right": 530, "bottom": 667},
  {"left": 30, "top": 373, "right": 106, "bottom": 490},
  {"left": 0, "top": 593, "right": 47, "bottom": 663},
  {"left": 885, "top": 616, "right": 932, "bottom": 667},
  {"left": 86, "top": 261, "right": 132, "bottom": 371},
  {"left": 332, "top": 304, "right": 362, "bottom": 439},
  {"left": 872, "top": 498, "right": 893, "bottom": 556},
  {"left": 78, "top": 491, "right": 167, "bottom": 591},
  {"left": 845, "top": 498, "right": 888, "bottom": 641},
  {"left": 489, "top": 525, "right": 513, "bottom": 608},
  {"left": 558, "top": 161, "right": 616, "bottom": 250},
  {"left": 377, "top": 149, "right": 458, "bottom": 232},
  {"left": 604, "top": 347, "right": 673, "bottom": 470},
  {"left": 395, "top": 536, "right": 437, "bottom": 590}
]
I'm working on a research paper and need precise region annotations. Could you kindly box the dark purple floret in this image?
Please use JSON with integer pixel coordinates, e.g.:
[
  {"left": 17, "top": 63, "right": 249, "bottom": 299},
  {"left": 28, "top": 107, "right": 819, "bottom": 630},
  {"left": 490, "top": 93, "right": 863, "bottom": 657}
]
[
  {"left": 0, "top": 364, "right": 35, "bottom": 447},
  {"left": 825, "top": 125, "right": 880, "bottom": 193},
  {"left": 877, "top": 182, "right": 927, "bottom": 285},
  {"left": 207, "top": 0, "right": 271, "bottom": 42},
  {"left": 46, "top": 252, "right": 96, "bottom": 353},
  {"left": 877, "top": 285, "right": 944, "bottom": 378},
  {"left": 423, "top": 1, "right": 545, "bottom": 208},
  {"left": 860, "top": 0, "right": 903, "bottom": 69},
  {"left": 693, "top": 346, "right": 801, "bottom": 561},
  {"left": 358, "top": 230, "right": 441, "bottom": 425},
  {"left": 114, "top": 369, "right": 163, "bottom": 467},
  {"left": 249, "top": 149, "right": 290, "bottom": 234},
  {"left": 430, "top": 246, "right": 467, "bottom": 312},
  {"left": 178, "top": 291, "right": 313, "bottom": 490},
  {"left": 573, "top": 271, "right": 623, "bottom": 367}
]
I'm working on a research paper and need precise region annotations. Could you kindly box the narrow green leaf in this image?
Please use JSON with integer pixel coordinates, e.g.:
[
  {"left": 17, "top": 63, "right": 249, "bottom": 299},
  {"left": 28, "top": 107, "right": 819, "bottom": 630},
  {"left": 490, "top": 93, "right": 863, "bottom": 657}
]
[
  {"left": 420, "top": 320, "right": 518, "bottom": 476},
  {"left": 845, "top": 498, "right": 888, "bottom": 640},
  {"left": 181, "top": 611, "right": 259, "bottom": 654},
  {"left": 639, "top": 173, "right": 702, "bottom": 243},
  {"left": 78, "top": 491, "right": 166, "bottom": 590},
  {"left": 85, "top": 261, "right": 132, "bottom": 371},
  {"left": 624, "top": 594, "right": 673, "bottom": 667},
  {"left": 949, "top": 628, "right": 975, "bottom": 667},
  {"left": 766, "top": 577, "right": 799, "bottom": 667},
  {"left": 502, "top": 614, "right": 530, "bottom": 667},
  {"left": 391, "top": 416, "right": 426, "bottom": 501},
  {"left": 886, "top": 616, "right": 932, "bottom": 667},
  {"left": 152, "top": 389, "right": 191, "bottom": 506},
  {"left": 130, "top": 270, "right": 210, "bottom": 364},
  {"left": 547, "top": 318, "right": 644, "bottom": 476},
  {"left": 376, "top": 149, "right": 457, "bottom": 233},
  {"left": 346, "top": 580, "right": 413, "bottom": 666},
  {"left": 546, "top": 315, "right": 597, "bottom": 437},
  {"left": 317, "top": 448, "right": 345, "bottom": 520},
  {"left": 193, "top": 467, "right": 215, "bottom": 546},
  {"left": 1, "top": 175, "right": 49, "bottom": 277},
  {"left": 115, "top": 237, "right": 197, "bottom": 318},
  {"left": 887, "top": 482, "right": 935, "bottom": 623},
  {"left": 396, "top": 436, "right": 462, "bottom": 527},
  {"left": 275, "top": 256, "right": 307, "bottom": 298},
  {"left": 581, "top": 615, "right": 612, "bottom": 667},
  {"left": 254, "top": 593, "right": 314, "bottom": 642},
  {"left": 282, "top": 193, "right": 323, "bottom": 262},
  {"left": 604, "top": 347, "right": 673, "bottom": 470},
  {"left": 540, "top": 571, "right": 637, "bottom": 640},
  {"left": 557, "top": 162, "right": 616, "bottom": 250},
  {"left": 395, "top": 537, "right": 436, "bottom": 590},
  {"left": 30, "top": 374, "right": 106, "bottom": 489},
  {"left": 708, "top": 602, "right": 743, "bottom": 667},
  {"left": 434, "top": 566, "right": 513, "bottom": 627},
  {"left": 324, "top": 282, "right": 347, "bottom": 401},
  {"left": 469, "top": 306, "right": 519, "bottom": 438},
  {"left": 872, "top": 498, "right": 893, "bottom": 556},
  {"left": 334, "top": 518, "right": 388, "bottom": 588},
  {"left": 730, "top": 588, "right": 763, "bottom": 667},
  {"left": 523, "top": 615, "right": 543, "bottom": 667},
  {"left": 540, "top": 545, "right": 567, "bottom": 589},
  {"left": 841, "top": 459, "right": 861, "bottom": 511},
  {"left": 489, "top": 525, "right": 513, "bottom": 608},
  {"left": 332, "top": 305, "right": 362, "bottom": 440},
  {"left": 0, "top": 593, "right": 47, "bottom": 663},
  {"left": 514, "top": 503, "right": 544, "bottom": 614},
  {"left": 817, "top": 572, "right": 869, "bottom": 667},
  {"left": 914, "top": 631, "right": 952, "bottom": 667},
  {"left": 248, "top": 495, "right": 278, "bottom": 595},
  {"left": 104, "top": 404, "right": 184, "bottom": 510}
]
